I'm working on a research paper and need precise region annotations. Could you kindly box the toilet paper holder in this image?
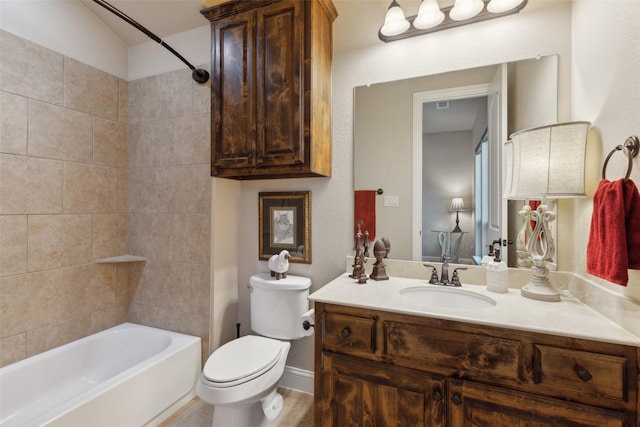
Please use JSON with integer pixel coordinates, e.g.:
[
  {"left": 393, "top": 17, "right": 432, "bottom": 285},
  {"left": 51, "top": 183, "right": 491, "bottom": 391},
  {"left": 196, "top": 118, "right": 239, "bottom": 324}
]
[{"left": 302, "top": 319, "right": 314, "bottom": 331}]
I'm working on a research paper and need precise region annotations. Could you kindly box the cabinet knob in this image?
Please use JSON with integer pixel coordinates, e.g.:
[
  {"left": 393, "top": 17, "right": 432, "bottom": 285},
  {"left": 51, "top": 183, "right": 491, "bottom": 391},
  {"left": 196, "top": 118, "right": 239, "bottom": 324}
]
[
  {"left": 340, "top": 327, "right": 351, "bottom": 339},
  {"left": 451, "top": 394, "right": 462, "bottom": 406},
  {"left": 432, "top": 390, "right": 442, "bottom": 402},
  {"left": 574, "top": 364, "right": 593, "bottom": 382}
]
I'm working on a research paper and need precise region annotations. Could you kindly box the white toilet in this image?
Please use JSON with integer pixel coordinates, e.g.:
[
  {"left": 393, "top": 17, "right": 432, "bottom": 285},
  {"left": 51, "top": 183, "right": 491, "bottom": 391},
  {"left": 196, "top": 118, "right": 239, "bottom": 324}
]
[{"left": 197, "top": 273, "right": 312, "bottom": 427}]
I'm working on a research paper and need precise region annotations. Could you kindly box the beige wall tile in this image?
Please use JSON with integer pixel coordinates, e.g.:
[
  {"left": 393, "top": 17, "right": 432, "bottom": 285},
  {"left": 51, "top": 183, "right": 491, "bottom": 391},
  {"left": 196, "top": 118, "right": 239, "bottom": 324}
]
[
  {"left": 94, "top": 118, "right": 127, "bottom": 168},
  {"left": 0, "top": 270, "right": 64, "bottom": 338},
  {"left": 92, "top": 214, "right": 128, "bottom": 260},
  {"left": 0, "top": 333, "right": 26, "bottom": 367},
  {"left": 157, "top": 69, "right": 192, "bottom": 120},
  {"left": 118, "top": 79, "right": 128, "bottom": 124},
  {"left": 128, "top": 214, "right": 173, "bottom": 260},
  {"left": 171, "top": 214, "right": 211, "bottom": 265},
  {"left": 0, "top": 91, "right": 28, "bottom": 155},
  {"left": 129, "top": 119, "right": 175, "bottom": 168},
  {"left": 128, "top": 76, "right": 158, "bottom": 124},
  {"left": 91, "top": 303, "right": 128, "bottom": 333},
  {"left": 27, "top": 214, "right": 92, "bottom": 271},
  {"left": 61, "top": 264, "right": 117, "bottom": 319},
  {"left": 0, "top": 154, "right": 63, "bottom": 214},
  {"left": 169, "top": 165, "right": 212, "bottom": 214},
  {"left": 174, "top": 113, "right": 210, "bottom": 165},
  {"left": 63, "top": 162, "right": 118, "bottom": 213},
  {"left": 192, "top": 63, "right": 211, "bottom": 116},
  {"left": 64, "top": 57, "right": 118, "bottom": 121},
  {"left": 191, "top": 263, "right": 211, "bottom": 318},
  {"left": 29, "top": 100, "right": 93, "bottom": 163},
  {"left": 0, "top": 31, "right": 63, "bottom": 105},
  {"left": 118, "top": 169, "right": 128, "bottom": 213},
  {"left": 0, "top": 215, "right": 27, "bottom": 276},
  {"left": 25, "top": 315, "right": 92, "bottom": 358}
]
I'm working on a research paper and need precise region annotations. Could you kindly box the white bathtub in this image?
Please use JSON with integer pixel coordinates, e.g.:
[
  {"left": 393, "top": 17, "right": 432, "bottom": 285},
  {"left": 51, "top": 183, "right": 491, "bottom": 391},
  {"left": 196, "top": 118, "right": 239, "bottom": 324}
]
[{"left": 0, "top": 323, "right": 201, "bottom": 427}]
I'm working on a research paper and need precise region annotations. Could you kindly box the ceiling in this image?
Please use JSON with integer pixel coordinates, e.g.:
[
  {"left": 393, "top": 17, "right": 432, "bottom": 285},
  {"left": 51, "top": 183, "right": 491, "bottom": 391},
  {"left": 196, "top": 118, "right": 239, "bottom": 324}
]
[
  {"left": 422, "top": 97, "right": 487, "bottom": 134},
  {"left": 81, "top": 0, "right": 220, "bottom": 46}
]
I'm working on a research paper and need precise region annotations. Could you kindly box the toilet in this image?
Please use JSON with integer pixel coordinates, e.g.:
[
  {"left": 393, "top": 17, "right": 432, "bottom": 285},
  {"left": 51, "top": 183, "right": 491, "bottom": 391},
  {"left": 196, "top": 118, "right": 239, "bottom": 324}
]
[{"left": 197, "top": 273, "right": 312, "bottom": 427}]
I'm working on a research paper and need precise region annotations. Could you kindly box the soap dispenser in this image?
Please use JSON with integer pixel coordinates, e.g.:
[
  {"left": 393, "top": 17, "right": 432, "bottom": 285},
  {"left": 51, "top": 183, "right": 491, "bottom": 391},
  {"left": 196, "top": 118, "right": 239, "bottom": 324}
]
[{"left": 486, "top": 246, "right": 508, "bottom": 293}]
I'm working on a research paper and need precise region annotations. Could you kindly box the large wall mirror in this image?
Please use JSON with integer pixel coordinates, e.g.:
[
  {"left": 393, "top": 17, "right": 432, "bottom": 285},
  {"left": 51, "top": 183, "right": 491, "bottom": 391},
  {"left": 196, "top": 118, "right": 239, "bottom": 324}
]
[{"left": 354, "top": 55, "right": 558, "bottom": 266}]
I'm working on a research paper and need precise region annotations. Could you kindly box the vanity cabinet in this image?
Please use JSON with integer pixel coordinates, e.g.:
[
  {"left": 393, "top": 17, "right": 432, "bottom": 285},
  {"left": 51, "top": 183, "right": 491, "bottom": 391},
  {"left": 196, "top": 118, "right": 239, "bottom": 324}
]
[
  {"left": 314, "top": 303, "right": 639, "bottom": 426},
  {"left": 201, "top": 0, "right": 336, "bottom": 180}
]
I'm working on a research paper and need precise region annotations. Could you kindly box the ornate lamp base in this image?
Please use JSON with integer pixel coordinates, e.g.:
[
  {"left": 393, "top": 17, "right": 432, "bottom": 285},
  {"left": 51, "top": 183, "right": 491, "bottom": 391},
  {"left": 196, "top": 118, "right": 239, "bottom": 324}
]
[{"left": 520, "top": 265, "right": 560, "bottom": 302}]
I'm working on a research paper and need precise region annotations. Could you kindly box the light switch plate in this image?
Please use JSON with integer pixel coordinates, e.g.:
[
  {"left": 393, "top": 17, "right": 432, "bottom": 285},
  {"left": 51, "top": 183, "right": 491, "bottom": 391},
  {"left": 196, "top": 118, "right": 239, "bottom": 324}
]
[{"left": 383, "top": 195, "right": 399, "bottom": 207}]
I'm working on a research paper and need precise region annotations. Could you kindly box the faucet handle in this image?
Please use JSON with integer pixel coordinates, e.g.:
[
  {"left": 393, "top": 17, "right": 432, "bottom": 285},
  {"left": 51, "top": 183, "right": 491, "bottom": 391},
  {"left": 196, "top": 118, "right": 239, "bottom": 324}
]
[
  {"left": 423, "top": 264, "right": 440, "bottom": 284},
  {"left": 450, "top": 267, "right": 468, "bottom": 287}
]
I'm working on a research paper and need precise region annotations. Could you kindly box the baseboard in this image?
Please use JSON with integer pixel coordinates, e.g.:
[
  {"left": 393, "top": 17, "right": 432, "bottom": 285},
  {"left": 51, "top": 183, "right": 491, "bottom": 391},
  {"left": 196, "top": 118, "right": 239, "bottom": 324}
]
[{"left": 279, "top": 365, "right": 314, "bottom": 395}]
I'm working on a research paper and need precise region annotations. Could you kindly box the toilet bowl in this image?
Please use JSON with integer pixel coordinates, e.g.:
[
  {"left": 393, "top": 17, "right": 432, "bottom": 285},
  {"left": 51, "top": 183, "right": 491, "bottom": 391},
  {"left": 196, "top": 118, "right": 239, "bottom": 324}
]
[{"left": 197, "top": 273, "right": 312, "bottom": 427}]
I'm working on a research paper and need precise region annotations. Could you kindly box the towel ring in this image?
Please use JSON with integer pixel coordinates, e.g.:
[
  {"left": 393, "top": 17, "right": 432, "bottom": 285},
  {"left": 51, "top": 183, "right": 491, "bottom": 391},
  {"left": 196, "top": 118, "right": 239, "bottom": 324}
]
[{"left": 602, "top": 135, "right": 639, "bottom": 181}]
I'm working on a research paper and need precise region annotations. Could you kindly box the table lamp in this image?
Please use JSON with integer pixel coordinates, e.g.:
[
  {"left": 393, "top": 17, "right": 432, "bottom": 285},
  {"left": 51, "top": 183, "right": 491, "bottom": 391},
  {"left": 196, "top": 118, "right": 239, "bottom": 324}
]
[{"left": 504, "top": 121, "right": 590, "bottom": 301}]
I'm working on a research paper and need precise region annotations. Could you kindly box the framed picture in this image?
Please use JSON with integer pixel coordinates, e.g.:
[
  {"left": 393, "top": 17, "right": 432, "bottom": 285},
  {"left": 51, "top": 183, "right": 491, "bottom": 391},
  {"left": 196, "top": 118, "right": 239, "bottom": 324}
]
[{"left": 259, "top": 191, "right": 311, "bottom": 264}]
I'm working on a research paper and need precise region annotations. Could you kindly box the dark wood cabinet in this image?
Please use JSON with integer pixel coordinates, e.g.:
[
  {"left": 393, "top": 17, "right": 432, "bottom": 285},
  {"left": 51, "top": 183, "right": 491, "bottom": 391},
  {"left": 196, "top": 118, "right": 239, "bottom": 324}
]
[
  {"left": 314, "top": 302, "right": 639, "bottom": 426},
  {"left": 202, "top": 0, "right": 336, "bottom": 179}
]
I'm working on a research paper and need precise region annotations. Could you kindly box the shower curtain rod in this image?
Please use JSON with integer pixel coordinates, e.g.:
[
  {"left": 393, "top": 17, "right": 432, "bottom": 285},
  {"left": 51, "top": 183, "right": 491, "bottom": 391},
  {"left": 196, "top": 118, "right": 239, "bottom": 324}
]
[{"left": 92, "top": 0, "right": 210, "bottom": 84}]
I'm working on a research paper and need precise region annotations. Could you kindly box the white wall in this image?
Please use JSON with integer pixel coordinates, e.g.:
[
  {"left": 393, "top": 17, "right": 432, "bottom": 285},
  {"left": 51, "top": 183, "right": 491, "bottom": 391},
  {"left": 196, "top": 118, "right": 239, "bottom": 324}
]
[
  {"left": 0, "top": 0, "right": 128, "bottom": 79},
  {"left": 571, "top": 0, "right": 640, "bottom": 299}
]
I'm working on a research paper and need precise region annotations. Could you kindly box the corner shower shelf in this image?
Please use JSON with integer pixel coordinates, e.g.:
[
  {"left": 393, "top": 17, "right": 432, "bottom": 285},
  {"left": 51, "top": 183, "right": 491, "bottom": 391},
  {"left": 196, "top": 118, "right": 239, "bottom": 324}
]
[{"left": 95, "top": 255, "right": 147, "bottom": 263}]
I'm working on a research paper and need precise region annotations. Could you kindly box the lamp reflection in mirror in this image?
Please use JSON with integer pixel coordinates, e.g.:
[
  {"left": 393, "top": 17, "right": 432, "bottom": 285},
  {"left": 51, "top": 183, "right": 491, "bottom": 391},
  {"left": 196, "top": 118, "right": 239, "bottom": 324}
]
[
  {"left": 505, "top": 121, "right": 590, "bottom": 302},
  {"left": 450, "top": 197, "right": 466, "bottom": 232},
  {"left": 379, "top": 0, "right": 527, "bottom": 42}
]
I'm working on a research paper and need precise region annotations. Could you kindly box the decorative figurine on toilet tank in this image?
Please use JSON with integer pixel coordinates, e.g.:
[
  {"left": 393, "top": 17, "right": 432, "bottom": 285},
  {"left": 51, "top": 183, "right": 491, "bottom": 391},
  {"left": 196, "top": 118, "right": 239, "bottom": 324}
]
[{"left": 268, "top": 250, "right": 290, "bottom": 279}]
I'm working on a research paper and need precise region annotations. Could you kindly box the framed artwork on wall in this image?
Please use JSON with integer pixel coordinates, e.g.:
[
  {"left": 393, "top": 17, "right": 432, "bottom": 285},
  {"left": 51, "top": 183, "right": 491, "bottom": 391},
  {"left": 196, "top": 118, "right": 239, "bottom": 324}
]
[{"left": 259, "top": 191, "right": 311, "bottom": 264}]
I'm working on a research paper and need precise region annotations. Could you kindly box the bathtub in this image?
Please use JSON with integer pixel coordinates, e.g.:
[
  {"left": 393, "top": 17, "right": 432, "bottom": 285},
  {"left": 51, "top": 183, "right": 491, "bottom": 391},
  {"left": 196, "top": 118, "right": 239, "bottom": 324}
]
[{"left": 0, "top": 323, "right": 201, "bottom": 427}]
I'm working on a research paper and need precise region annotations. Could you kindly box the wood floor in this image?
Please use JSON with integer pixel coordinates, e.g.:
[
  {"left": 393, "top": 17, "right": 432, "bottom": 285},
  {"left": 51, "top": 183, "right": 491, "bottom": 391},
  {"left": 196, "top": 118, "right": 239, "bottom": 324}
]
[{"left": 160, "top": 388, "right": 314, "bottom": 427}]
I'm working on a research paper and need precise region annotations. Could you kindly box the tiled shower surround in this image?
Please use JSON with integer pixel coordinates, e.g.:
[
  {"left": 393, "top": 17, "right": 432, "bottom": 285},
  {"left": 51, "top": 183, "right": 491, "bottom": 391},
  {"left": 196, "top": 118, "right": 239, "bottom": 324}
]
[{"left": 0, "top": 30, "right": 212, "bottom": 367}]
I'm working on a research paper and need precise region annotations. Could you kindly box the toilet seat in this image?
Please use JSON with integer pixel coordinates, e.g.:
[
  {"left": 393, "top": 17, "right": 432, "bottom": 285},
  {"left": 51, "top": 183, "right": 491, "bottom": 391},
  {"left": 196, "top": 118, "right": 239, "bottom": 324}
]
[{"left": 202, "top": 335, "right": 282, "bottom": 388}]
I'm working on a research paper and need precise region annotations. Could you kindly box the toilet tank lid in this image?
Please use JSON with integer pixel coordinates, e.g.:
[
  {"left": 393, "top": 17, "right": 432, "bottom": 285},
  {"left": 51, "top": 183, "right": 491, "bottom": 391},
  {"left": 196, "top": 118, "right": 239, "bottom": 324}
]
[{"left": 250, "top": 273, "right": 311, "bottom": 290}]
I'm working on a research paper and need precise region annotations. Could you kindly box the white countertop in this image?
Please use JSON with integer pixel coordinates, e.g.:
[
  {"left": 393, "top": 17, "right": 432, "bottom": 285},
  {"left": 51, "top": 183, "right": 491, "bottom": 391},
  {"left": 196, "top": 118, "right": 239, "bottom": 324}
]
[{"left": 309, "top": 273, "right": 640, "bottom": 347}]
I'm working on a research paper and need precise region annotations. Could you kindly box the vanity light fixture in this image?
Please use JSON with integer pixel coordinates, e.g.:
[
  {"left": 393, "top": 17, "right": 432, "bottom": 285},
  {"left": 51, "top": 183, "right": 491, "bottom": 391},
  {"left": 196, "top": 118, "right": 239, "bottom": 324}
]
[
  {"left": 379, "top": 0, "right": 527, "bottom": 42},
  {"left": 504, "top": 121, "right": 590, "bottom": 302},
  {"left": 450, "top": 197, "right": 466, "bottom": 232}
]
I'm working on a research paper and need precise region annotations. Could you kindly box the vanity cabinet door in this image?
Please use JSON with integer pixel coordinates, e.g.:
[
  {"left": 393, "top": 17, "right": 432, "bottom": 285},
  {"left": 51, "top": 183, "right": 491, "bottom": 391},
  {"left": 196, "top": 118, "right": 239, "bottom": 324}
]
[
  {"left": 318, "top": 352, "right": 445, "bottom": 427},
  {"left": 448, "top": 380, "right": 629, "bottom": 427}
]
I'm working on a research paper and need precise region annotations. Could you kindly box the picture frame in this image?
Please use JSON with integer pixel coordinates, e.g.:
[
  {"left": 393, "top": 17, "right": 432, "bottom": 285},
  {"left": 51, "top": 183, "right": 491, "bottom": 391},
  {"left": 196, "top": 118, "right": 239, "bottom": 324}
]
[{"left": 259, "top": 191, "right": 311, "bottom": 264}]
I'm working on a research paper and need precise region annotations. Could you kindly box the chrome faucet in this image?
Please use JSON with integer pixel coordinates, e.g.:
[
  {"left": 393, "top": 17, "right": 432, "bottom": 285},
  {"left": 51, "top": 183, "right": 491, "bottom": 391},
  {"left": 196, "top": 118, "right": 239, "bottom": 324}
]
[{"left": 423, "top": 256, "right": 467, "bottom": 287}]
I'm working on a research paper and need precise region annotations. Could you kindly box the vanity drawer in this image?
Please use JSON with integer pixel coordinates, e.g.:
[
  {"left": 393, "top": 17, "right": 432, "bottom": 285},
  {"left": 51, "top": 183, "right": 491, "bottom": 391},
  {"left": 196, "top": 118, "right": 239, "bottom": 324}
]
[
  {"left": 322, "top": 312, "right": 376, "bottom": 356},
  {"left": 384, "top": 321, "right": 526, "bottom": 383},
  {"left": 534, "top": 345, "right": 627, "bottom": 402}
]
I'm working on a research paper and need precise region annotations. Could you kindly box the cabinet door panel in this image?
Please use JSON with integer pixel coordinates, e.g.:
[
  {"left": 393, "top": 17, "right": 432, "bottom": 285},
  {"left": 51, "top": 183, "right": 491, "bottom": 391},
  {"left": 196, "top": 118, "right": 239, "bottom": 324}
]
[
  {"left": 256, "top": 0, "right": 303, "bottom": 166},
  {"left": 321, "top": 353, "right": 445, "bottom": 427},
  {"left": 212, "top": 12, "right": 256, "bottom": 170},
  {"left": 449, "top": 380, "right": 627, "bottom": 427}
]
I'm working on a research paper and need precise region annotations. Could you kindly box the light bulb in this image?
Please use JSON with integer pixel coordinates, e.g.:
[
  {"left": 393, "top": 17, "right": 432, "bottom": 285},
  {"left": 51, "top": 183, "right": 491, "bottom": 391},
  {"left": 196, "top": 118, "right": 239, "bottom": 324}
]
[
  {"left": 449, "top": 0, "right": 484, "bottom": 21},
  {"left": 413, "top": 0, "right": 445, "bottom": 30},
  {"left": 380, "top": 0, "right": 410, "bottom": 36},
  {"left": 487, "top": 0, "right": 525, "bottom": 13}
]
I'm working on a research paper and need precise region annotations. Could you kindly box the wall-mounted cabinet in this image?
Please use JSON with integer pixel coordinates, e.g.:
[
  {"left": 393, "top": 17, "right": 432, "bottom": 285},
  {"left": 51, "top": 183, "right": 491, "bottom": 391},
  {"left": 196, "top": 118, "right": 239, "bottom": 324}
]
[{"left": 201, "top": 0, "right": 336, "bottom": 180}]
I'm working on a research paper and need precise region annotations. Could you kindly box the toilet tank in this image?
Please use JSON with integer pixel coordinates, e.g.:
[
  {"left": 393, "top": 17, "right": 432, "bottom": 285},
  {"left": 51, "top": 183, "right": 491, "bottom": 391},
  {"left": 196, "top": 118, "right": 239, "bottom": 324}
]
[{"left": 249, "top": 273, "right": 311, "bottom": 340}]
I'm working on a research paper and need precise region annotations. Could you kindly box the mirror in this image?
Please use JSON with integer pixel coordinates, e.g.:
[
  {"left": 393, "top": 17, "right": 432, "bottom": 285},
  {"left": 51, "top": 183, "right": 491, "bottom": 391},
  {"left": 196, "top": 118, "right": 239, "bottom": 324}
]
[{"left": 354, "top": 55, "right": 558, "bottom": 266}]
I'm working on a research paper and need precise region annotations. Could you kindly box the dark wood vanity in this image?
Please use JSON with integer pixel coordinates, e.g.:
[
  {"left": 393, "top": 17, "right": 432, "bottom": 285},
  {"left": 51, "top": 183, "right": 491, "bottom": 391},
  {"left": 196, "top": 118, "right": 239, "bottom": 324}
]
[
  {"left": 201, "top": 0, "right": 336, "bottom": 180},
  {"left": 314, "top": 302, "right": 639, "bottom": 426}
]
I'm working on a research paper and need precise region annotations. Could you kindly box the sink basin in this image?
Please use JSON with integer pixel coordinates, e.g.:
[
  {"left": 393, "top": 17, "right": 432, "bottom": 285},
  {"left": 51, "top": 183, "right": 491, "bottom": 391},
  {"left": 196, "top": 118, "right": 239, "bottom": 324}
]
[{"left": 399, "top": 286, "right": 496, "bottom": 309}]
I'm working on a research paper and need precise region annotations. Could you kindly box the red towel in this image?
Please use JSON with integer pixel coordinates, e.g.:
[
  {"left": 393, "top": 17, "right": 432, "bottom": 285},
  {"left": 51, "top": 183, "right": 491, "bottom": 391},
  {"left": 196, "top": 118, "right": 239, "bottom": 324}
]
[
  {"left": 587, "top": 179, "right": 640, "bottom": 286},
  {"left": 354, "top": 190, "right": 376, "bottom": 240}
]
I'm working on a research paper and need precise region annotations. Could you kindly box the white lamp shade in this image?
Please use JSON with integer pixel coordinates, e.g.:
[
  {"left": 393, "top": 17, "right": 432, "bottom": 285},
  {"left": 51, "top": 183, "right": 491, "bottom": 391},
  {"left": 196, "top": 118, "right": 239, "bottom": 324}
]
[
  {"left": 413, "top": 0, "right": 445, "bottom": 30},
  {"left": 505, "top": 121, "right": 590, "bottom": 199},
  {"left": 380, "top": 0, "right": 411, "bottom": 36},
  {"left": 487, "top": 0, "right": 525, "bottom": 13},
  {"left": 450, "top": 197, "right": 465, "bottom": 211},
  {"left": 449, "top": 0, "right": 484, "bottom": 21}
]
